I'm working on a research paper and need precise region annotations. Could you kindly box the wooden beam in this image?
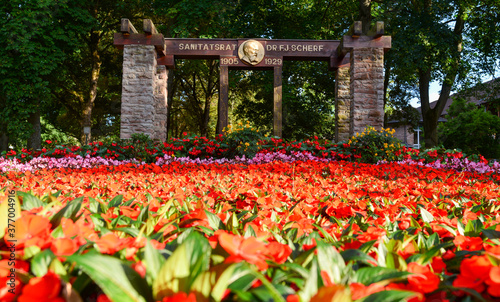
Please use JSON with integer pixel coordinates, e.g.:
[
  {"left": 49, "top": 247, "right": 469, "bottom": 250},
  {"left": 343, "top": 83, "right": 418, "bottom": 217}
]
[
  {"left": 114, "top": 33, "right": 165, "bottom": 47},
  {"left": 157, "top": 55, "right": 174, "bottom": 68},
  {"left": 368, "top": 21, "right": 384, "bottom": 38},
  {"left": 347, "top": 21, "right": 363, "bottom": 38},
  {"left": 143, "top": 19, "right": 158, "bottom": 35},
  {"left": 273, "top": 65, "right": 283, "bottom": 138},
  {"left": 341, "top": 35, "right": 391, "bottom": 50},
  {"left": 336, "top": 38, "right": 348, "bottom": 59},
  {"left": 121, "top": 18, "right": 138, "bottom": 34},
  {"left": 330, "top": 52, "right": 350, "bottom": 70},
  {"left": 217, "top": 65, "right": 229, "bottom": 134}
]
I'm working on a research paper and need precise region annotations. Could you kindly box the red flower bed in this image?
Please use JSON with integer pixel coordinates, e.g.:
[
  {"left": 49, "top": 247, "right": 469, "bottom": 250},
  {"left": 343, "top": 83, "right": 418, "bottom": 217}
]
[{"left": 1, "top": 160, "right": 499, "bottom": 301}]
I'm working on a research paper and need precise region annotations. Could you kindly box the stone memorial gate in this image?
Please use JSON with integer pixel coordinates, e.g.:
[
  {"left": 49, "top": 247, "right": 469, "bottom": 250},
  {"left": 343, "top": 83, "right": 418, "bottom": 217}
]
[{"left": 114, "top": 19, "right": 391, "bottom": 142}]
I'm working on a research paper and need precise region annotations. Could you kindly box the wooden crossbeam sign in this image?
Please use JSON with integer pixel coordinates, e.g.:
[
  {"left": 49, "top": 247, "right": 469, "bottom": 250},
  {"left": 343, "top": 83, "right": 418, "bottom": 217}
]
[{"left": 115, "top": 19, "right": 392, "bottom": 137}]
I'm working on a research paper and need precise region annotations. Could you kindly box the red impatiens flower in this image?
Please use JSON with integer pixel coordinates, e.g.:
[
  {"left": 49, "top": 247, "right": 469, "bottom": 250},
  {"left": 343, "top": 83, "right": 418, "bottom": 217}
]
[
  {"left": 218, "top": 233, "right": 268, "bottom": 270},
  {"left": 453, "top": 235, "right": 483, "bottom": 251},
  {"left": 266, "top": 241, "right": 292, "bottom": 264},
  {"left": 453, "top": 255, "right": 492, "bottom": 293},
  {"left": 485, "top": 266, "right": 500, "bottom": 297},
  {"left": 9, "top": 214, "right": 52, "bottom": 249},
  {"left": 50, "top": 237, "right": 79, "bottom": 257},
  {"left": 94, "top": 233, "right": 132, "bottom": 255},
  {"left": 407, "top": 262, "right": 440, "bottom": 294},
  {"left": 160, "top": 292, "right": 197, "bottom": 302},
  {"left": 349, "top": 282, "right": 386, "bottom": 300},
  {"left": 17, "top": 271, "right": 64, "bottom": 302},
  {"left": 97, "top": 294, "right": 112, "bottom": 302}
]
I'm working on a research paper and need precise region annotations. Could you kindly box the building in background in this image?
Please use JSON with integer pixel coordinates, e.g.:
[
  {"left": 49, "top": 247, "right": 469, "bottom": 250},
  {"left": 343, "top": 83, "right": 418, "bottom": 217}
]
[{"left": 386, "top": 78, "right": 499, "bottom": 149}]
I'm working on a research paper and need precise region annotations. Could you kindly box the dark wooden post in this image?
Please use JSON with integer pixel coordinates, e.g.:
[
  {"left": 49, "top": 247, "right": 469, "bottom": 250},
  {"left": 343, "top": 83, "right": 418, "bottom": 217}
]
[
  {"left": 273, "top": 65, "right": 283, "bottom": 137},
  {"left": 217, "top": 65, "right": 229, "bottom": 134}
]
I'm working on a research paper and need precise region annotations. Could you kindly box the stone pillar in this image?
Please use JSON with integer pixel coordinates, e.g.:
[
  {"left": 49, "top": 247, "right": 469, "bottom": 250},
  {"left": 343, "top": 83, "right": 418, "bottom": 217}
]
[
  {"left": 335, "top": 63, "right": 351, "bottom": 142},
  {"left": 120, "top": 45, "right": 157, "bottom": 139},
  {"left": 154, "top": 65, "right": 168, "bottom": 141},
  {"left": 349, "top": 47, "right": 384, "bottom": 136}
]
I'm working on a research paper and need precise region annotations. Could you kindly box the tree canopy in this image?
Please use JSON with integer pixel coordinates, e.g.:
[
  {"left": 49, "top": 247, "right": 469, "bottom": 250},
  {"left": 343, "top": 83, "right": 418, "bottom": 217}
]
[{"left": 1, "top": 0, "right": 499, "bottom": 151}]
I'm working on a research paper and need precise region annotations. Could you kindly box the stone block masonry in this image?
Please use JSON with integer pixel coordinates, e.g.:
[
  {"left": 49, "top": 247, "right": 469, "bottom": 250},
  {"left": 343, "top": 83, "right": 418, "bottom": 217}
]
[
  {"left": 120, "top": 45, "right": 168, "bottom": 140},
  {"left": 349, "top": 47, "right": 385, "bottom": 137},
  {"left": 335, "top": 66, "right": 351, "bottom": 142}
]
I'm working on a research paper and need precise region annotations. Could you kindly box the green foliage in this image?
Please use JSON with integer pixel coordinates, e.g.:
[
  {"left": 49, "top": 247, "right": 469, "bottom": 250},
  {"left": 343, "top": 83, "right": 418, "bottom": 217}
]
[
  {"left": 0, "top": 0, "right": 93, "bottom": 147},
  {"left": 40, "top": 118, "right": 79, "bottom": 146},
  {"left": 348, "top": 127, "right": 403, "bottom": 163},
  {"left": 223, "top": 121, "right": 268, "bottom": 158},
  {"left": 438, "top": 97, "right": 500, "bottom": 158},
  {"left": 381, "top": 0, "right": 500, "bottom": 147}
]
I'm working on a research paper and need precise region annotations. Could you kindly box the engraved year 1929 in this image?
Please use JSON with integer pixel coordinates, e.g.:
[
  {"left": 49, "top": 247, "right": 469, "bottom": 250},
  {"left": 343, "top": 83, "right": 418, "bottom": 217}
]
[{"left": 265, "top": 58, "right": 282, "bottom": 65}]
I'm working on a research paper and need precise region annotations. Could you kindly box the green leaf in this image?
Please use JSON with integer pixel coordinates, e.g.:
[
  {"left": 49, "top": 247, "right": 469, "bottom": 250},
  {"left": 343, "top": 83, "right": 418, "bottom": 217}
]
[
  {"left": 23, "top": 246, "right": 41, "bottom": 259},
  {"left": 190, "top": 263, "right": 236, "bottom": 301},
  {"left": 359, "top": 290, "right": 419, "bottom": 302},
  {"left": 67, "top": 251, "right": 151, "bottom": 302},
  {"left": 316, "top": 240, "right": 345, "bottom": 284},
  {"left": 144, "top": 240, "right": 166, "bottom": 286},
  {"left": 137, "top": 205, "right": 149, "bottom": 222},
  {"left": 298, "top": 258, "right": 319, "bottom": 302},
  {"left": 246, "top": 267, "right": 286, "bottom": 302},
  {"left": 341, "top": 249, "right": 376, "bottom": 265},
  {"left": 483, "top": 228, "right": 500, "bottom": 239},
  {"left": 419, "top": 207, "right": 434, "bottom": 223},
  {"left": 49, "top": 258, "right": 68, "bottom": 281},
  {"left": 88, "top": 197, "right": 102, "bottom": 214},
  {"left": 31, "top": 249, "right": 56, "bottom": 277},
  {"left": 18, "top": 191, "right": 43, "bottom": 210},
  {"left": 205, "top": 210, "right": 224, "bottom": 231},
  {"left": 153, "top": 232, "right": 211, "bottom": 300},
  {"left": 457, "top": 220, "right": 465, "bottom": 236},
  {"left": 464, "top": 219, "right": 483, "bottom": 237},
  {"left": 50, "top": 197, "right": 83, "bottom": 228},
  {"left": 354, "top": 267, "right": 412, "bottom": 285},
  {"left": 108, "top": 195, "right": 124, "bottom": 208},
  {"left": 228, "top": 269, "right": 256, "bottom": 292},
  {"left": 112, "top": 227, "right": 141, "bottom": 238}
]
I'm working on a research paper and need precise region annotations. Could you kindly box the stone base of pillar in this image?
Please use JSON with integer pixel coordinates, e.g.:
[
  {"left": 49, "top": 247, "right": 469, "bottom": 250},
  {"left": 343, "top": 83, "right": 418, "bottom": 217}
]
[
  {"left": 120, "top": 45, "right": 168, "bottom": 141},
  {"left": 349, "top": 47, "right": 385, "bottom": 136},
  {"left": 335, "top": 66, "right": 351, "bottom": 142}
]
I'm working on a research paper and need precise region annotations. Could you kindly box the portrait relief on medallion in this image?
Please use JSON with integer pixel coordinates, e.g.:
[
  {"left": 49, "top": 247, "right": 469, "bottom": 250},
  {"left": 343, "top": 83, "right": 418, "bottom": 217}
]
[{"left": 238, "top": 40, "right": 265, "bottom": 65}]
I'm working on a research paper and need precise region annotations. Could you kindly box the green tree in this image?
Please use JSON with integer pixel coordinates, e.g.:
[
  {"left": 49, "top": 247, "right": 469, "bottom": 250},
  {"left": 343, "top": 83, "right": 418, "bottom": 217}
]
[
  {"left": 381, "top": 0, "right": 500, "bottom": 148},
  {"left": 0, "top": 0, "right": 92, "bottom": 150},
  {"left": 439, "top": 97, "right": 500, "bottom": 158},
  {"left": 152, "top": 0, "right": 356, "bottom": 139},
  {"left": 48, "top": 0, "right": 146, "bottom": 144}
]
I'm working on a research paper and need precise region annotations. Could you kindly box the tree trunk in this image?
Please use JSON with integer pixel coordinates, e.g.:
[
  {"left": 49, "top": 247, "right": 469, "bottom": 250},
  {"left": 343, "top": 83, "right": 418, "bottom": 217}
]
[
  {"left": 0, "top": 129, "right": 8, "bottom": 152},
  {"left": 419, "top": 6, "right": 465, "bottom": 148},
  {"left": 81, "top": 30, "right": 102, "bottom": 144},
  {"left": 200, "top": 60, "right": 218, "bottom": 137},
  {"left": 358, "top": 0, "right": 372, "bottom": 33},
  {"left": 27, "top": 110, "right": 41, "bottom": 150}
]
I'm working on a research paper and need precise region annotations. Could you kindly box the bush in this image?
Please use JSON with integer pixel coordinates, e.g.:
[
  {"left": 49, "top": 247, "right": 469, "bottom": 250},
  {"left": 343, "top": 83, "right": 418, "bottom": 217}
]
[
  {"left": 439, "top": 97, "right": 500, "bottom": 159},
  {"left": 223, "top": 121, "right": 267, "bottom": 157},
  {"left": 348, "top": 127, "right": 403, "bottom": 163}
]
